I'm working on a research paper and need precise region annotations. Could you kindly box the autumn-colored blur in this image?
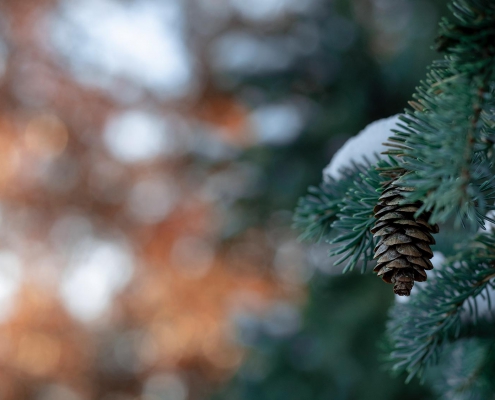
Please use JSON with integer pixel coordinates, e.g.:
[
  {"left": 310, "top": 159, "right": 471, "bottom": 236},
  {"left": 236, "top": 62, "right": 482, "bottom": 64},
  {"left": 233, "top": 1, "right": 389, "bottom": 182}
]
[{"left": 0, "top": 0, "right": 446, "bottom": 399}]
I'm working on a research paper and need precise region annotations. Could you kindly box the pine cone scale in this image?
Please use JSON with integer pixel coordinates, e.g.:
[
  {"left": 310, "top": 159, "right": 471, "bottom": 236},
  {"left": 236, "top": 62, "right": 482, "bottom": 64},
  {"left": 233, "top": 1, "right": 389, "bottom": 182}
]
[
  {"left": 379, "top": 212, "right": 408, "bottom": 221},
  {"left": 374, "top": 243, "right": 389, "bottom": 257},
  {"left": 371, "top": 221, "right": 390, "bottom": 233},
  {"left": 385, "top": 198, "right": 404, "bottom": 206},
  {"left": 375, "top": 205, "right": 399, "bottom": 216},
  {"left": 373, "top": 226, "right": 399, "bottom": 237},
  {"left": 406, "top": 256, "right": 431, "bottom": 269},
  {"left": 393, "top": 219, "right": 423, "bottom": 227},
  {"left": 403, "top": 227, "right": 435, "bottom": 243},
  {"left": 384, "top": 258, "right": 410, "bottom": 269},
  {"left": 396, "top": 206, "right": 419, "bottom": 213},
  {"left": 415, "top": 242, "right": 434, "bottom": 256},
  {"left": 396, "top": 244, "right": 422, "bottom": 257},
  {"left": 382, "top": 233, "right": 412, "bottom": 245},
  {"left": 377, "top": 249, "right": 402, "bottom": 263}
]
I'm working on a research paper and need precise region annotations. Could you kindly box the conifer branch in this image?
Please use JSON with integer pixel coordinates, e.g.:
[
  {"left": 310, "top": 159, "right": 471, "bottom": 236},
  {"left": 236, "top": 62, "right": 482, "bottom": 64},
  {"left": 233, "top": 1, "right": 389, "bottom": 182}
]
[
  {"left": 329, "top": 158, "right": 400, "bottom": 273},
  {"left": 293, "top": 165, "right": 365, "bottom": 242},
  {"left": 386, "top": 233, "right": 495, "bottom": 382},
  {"left": 385, "top": 0, "right": 495, "bottom": 228},
  {"left": 434, "top": 339, "right": 495, "bottom": 400}
]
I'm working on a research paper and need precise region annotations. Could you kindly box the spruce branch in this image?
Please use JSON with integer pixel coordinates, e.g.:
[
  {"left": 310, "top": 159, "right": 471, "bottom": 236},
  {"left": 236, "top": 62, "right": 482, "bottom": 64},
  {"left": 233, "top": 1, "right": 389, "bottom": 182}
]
[
  {"left": 293, "top": 165, "right": 364, "bottom": 242},
  {"left": 385, "top": 0, "right": 495, "bottom": 228},
  {"left": 433, "top": 339, "right": 495, "bottom": 400},
  {"left": 386, "top": 233, "right": 495, "bottom": 383}
]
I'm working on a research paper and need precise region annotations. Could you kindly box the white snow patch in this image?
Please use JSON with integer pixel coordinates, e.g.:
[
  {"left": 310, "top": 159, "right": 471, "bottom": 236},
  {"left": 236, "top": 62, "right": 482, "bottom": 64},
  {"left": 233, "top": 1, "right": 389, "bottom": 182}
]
[{"left": 323, "top": 114, "right": 402, "bottom": 180}]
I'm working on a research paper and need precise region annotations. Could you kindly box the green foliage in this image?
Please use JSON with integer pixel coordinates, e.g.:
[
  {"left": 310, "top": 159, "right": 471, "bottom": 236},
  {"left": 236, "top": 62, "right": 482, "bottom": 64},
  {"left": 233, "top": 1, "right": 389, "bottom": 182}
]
[
  {"left": 293, "top": 166, "right": 362, "bottom": 242},
  {"left": 329, "top": 158, "right": 390, "bottom": 273},
  {"left": 386, "top": 233, "right": 495, "bottom": 382},
  {"left": 432, "top": 338, "right": 495, "bottom": 400},
  {"left": 386, "top": 0, "right": 495, "bottom": 227}
]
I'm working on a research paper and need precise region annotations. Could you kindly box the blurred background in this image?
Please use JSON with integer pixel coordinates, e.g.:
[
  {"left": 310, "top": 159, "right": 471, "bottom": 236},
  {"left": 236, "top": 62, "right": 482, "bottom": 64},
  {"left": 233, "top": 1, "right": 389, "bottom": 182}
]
[{"left": 0, "top": 0, "right": 448, "bottom": 399}]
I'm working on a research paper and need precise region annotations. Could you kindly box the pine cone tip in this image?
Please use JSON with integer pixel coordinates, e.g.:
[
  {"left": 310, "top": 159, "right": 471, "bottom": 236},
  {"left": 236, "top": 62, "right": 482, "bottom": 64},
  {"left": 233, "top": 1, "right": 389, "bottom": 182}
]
[{"left": 391, "top": 270, "right": 414, "bottom": 296}]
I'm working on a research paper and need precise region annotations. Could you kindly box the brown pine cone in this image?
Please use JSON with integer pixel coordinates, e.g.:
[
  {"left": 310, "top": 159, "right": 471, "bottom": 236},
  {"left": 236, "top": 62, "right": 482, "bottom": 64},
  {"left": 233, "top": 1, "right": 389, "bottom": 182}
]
[{"left": 371, "top": 179, "right": 439, "bottom": 296}]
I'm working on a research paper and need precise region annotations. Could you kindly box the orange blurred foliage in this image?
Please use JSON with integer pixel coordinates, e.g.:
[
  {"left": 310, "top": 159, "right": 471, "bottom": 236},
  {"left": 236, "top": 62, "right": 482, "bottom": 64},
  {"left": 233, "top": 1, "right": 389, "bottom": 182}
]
[{"left": 0, "top": 1, "right": 302, "bottom": 399}]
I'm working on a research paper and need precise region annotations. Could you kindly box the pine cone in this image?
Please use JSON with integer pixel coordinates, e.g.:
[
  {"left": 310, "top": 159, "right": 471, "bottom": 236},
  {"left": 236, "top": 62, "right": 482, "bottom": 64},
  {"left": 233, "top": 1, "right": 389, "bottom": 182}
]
[{"left": 371, "top": 170, "right": 439, "bottom": 296}]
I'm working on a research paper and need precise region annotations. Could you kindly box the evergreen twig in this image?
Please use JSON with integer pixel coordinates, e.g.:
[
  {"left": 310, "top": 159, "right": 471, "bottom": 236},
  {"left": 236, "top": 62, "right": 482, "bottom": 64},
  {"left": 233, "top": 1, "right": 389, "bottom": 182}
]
[
  {"left": 385, "top": 0, "right": 495, "bottom": 228},
  {"left": 329, "top": 158, "right": 393, "bottom": 273},
  {"left": 386, "top": 233, "right": 495, "bottom": 382},
  {"left": 293, "top": 165, "right": 363, "bottom": 242}
]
